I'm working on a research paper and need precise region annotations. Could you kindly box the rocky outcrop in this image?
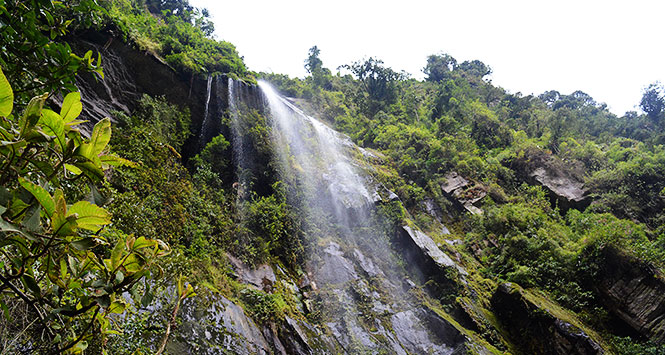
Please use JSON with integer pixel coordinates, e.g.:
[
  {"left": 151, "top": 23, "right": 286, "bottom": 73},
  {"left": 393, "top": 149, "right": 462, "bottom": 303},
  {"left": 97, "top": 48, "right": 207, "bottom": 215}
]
[
  {"left": 227, "top": 254, "right": 277, "bottom": 292},
  {"left": 71, "top": 31, "right": 226, "bottom": 158},
  {"left": 398, "top": 226, "right": 467, "bottom": 277},
  {"left": 590, "top": 246, "right": 665, "bottom": 343},
  {"left": 491, "top": 283, "right": 605, "bottom": 355},
  {"left": 530, "top": 166, "right": 587, "bottom": 211},
  {"left": 441, "top": 172, "right": 486, "bottom": 215},
  {"left": 506, "top": 148, "right": 589, "bottom": 212}
]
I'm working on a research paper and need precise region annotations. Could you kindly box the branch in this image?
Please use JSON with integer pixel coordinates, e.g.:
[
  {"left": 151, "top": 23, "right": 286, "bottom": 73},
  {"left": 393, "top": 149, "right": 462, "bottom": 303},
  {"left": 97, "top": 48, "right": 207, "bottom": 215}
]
[{"left": 155, "top": 294, "right": 185, "bottom": 355}]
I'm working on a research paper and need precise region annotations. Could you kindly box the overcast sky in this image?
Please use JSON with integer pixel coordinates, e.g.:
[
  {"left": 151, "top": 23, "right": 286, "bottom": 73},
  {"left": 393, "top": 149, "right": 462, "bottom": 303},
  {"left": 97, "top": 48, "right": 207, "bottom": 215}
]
[{"left": 191, "top": 0, "right": 664, "bottom": 115}]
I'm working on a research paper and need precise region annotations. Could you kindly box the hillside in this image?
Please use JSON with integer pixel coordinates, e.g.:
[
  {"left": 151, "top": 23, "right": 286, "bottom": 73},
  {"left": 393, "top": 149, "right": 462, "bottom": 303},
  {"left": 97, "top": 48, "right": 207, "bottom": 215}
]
[{"left": 0, "top": 1, "right": 664, "bottom": 354}]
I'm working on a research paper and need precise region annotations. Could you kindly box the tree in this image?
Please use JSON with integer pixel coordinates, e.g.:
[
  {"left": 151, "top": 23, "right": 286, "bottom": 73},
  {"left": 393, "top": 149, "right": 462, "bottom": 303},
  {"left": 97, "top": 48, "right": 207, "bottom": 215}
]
[
  {"left": 457, "top": 60, "right": 492, "bottom": 80},
  {"left": 304, "top": 45, "right": 332, "bottom": 89},
  {"left": 423, "top": 53, "right": 457, "bottom": 82},
  {"left": 304, "top": 45, "right": 323, "bottom": 74},
  {"left": 640, "top": 82, "right": 665, "bottom": 123},
  {"left": 342, "top": 57, "right": 406, "bottom": 114}
]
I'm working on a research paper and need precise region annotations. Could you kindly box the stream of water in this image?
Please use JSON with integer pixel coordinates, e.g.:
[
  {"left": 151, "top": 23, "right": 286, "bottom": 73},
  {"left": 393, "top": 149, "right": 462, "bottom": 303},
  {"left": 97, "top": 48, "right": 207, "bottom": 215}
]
[{"left": 240, "top": 80, "right": 462, "bottom": 354}]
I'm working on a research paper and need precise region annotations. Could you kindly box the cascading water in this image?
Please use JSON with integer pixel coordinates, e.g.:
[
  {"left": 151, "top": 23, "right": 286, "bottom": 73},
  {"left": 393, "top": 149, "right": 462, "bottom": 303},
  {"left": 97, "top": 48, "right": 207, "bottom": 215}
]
[
  {"left": 198, "top": 74, "right": 214, "bottom": 148},
  {"left": 251, "top": 80, "right": 466, "bottom": 354}
]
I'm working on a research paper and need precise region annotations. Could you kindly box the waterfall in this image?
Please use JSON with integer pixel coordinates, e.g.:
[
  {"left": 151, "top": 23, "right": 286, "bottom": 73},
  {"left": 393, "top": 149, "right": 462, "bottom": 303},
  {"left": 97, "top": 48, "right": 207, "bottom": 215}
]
[
  {"left": 252, "top": 80, "right": 461, "bottom": 354},
  {"left": 198, "top": 74, "right": 214, "bottom": 148}
]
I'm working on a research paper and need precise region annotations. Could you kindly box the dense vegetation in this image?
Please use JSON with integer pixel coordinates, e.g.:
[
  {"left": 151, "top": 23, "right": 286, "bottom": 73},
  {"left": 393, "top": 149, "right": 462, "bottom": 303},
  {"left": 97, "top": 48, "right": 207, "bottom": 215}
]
[{"left": 2, "top": 0, "right": 665, "bottom": 353}]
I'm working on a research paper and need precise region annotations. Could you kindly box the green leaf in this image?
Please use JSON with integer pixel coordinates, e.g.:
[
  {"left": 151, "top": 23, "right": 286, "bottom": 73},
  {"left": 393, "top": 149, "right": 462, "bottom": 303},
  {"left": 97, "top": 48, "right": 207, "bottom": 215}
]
[
  {"left": 132, "top": 237, "right": 155, "bottom": 250},
  {"left": 72, "top": 159, "right": 104, "bottom": 181},
  {"left": 0, "top": 67, "right": 13, "bottom": 117},
  {"left": 60, "top": 92, "right": 82, "bottom": 123},
  {"left": 22, "top": 205, "right": 41, "bottom": 232},
  {"left": 72, "top": 340, "right": 88, "bottom": 353},
  {"left": 60, "top": 259, "right": 68, "bottom": 279},
  {"left": 0, "top": 219, "right": 36, "bottom": 241},
  {"left": 67, "top": 201, "right": 110, "bottom": 232},
  {"left": 0, "top": 300, "right": 10, "bottom": 321},
  {"left": 100, "top": 154, "right": 136, "bottom": 168},
  {"left": 64, "top": 163, "right": 82, "bottom": 175},
  {"left": 107, "top": 300, "right": 126, "bottom": 314},
  {"left": 21, "top": 274, "right": 41, "bottom": 296},
  {"left": 39, "top": 109, "right": 66, "bottom": 152},
  {"left": 110, "top": 239, "right": 124, "bottom": 271},
  {"left": 18, "top": 177, "right": 55, "bottom": 218},
  {"left": 97, "top": 295, "right": 111, "bottom": 308},
  {"left": 71, "top": 237, "right": 97, "bottom": 250},
  {"left": 141, "top": 289, "right": 153, "bottom": 307},
  {"left": 79, "top": 118, "right": 111, "bottom": 158},
  {"left": 20, "top": 94, "right": 46, "bottom": 136}
]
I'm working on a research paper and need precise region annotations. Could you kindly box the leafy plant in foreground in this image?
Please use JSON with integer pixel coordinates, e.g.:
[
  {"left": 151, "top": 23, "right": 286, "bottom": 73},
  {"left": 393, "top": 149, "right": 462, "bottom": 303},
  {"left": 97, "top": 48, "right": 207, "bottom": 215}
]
[{"left": 0, "top": 67, "right": 167, "bottom": 353}]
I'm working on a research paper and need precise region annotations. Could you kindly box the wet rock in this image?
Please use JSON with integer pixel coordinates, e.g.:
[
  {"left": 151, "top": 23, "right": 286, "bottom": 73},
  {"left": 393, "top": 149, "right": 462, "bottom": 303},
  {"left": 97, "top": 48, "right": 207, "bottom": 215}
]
[
  {"left": 352, "top": 249, "right": 383, "bottom": 277},
  {"left": 227, "top": 254, "right": 276, "bottom": 292},
  {"left": 176, "top": 295, "right": 272, "bottom": 355},
  {"left": 391, "top": 310, "right": 454, "bottom": 354},
  {"left": 491, "top": 283, "right": 605, "bottom": 354},
  {"left": 400, "top": 226, "right": 467, "bottom": 276},
  {"left": 70, "top": 31, "right": 227, "bottom": 159},
  {"left": 589, "top": 246, "right": 665, "bottom": 343},
  {"left": 317, "top": 242, "right": 358, "bottom": 285}
]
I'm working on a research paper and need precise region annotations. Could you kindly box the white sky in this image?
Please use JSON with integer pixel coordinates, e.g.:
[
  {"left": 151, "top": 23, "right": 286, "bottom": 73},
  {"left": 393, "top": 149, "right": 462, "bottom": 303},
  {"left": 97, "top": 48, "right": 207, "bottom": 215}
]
[{"left": 191, "top": 0, "right": 665, "bottom": 115}]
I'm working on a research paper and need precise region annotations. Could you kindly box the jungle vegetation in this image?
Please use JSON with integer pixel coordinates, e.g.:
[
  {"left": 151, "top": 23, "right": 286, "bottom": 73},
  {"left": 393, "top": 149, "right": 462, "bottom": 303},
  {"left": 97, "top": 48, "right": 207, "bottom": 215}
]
[{"left": 1, "top": 0, "right": 664, "bottom": 353}]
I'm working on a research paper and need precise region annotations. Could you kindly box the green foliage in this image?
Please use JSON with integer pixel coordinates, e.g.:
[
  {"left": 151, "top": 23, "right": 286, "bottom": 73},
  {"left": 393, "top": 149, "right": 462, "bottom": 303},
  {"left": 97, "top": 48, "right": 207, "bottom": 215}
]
[
  {"left": 0, "top": 68, "right": 166, "bottom": 353},
  {"left": 342, "top": 57, "right": 406, "bottom": 115},
  {"left": 237, "top": 186, "right": 303, "bottom": 268},
  {"left": 640, "top": 82, "right": 665, "bottom": 123},
  {"left": 239, "top": 287, "right": 285, "bottom": 323},
  {"left": 612, "top": 336, "right": 665, "bottom": 355},
  {"left": 191, "top": 134, "right": 230, "bottom": 177},
  {"left": 0, "top": 0, "right": 105, "bottom": 103},
  {"left": 104, "top": 0, "right": 250, "bottom": 78},
  {"left": 108, "top": 96, "right": 232, "bottom": 255}
]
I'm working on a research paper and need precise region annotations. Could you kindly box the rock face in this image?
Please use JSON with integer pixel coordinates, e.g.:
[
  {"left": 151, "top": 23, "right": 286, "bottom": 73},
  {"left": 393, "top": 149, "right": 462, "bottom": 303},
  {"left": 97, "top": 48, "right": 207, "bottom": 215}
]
[
  {"left": 71, "top": 31, "right": 225, "bottom": 158},
  {"left": 172, "top": 293, "right": 336, "bottom": 355},
  {"left": 227, "top": 254, "right": 277, "bottom": 292},
  {"left": 506, "top": 148, "right": 589, "bottom": 212},
  {"left": 441, "top": 172, "right": 486, "bottom": 215},
  {"left": 398, "top": 226, "right": 467, "bottom": 276},
  {"left": 530, "top": 166, "right": 588, "bottom": 211},
  {"left": 591, "top": 246, "right": 665, "bottom": 343},
  {"left": 491, "top": 283, "right": 605, "bottom": 355}
]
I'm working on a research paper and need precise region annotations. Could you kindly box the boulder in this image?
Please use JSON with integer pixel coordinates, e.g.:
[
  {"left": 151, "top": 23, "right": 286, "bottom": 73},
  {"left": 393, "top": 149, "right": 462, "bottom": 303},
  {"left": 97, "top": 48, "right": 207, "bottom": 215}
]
[
  {"left": 506, "top": 147, "right": 589, "bottom": 212},
  {"left": 399, "top": 226, "right": 467, "bottom": 276},
  {"left": 590, "top": 246, "right": 665, "bottom": 343},
  {"left": 491, "top": 283, "right": 605, "bottom": 355},
  {"left": 441, "top": 172, "right": 486, "bottom": 215},
  {"left": 530, "top": 166, "right": 588, "bottom": 212},
  {"left": 227, "top": 254, "right": 276, "bottom": 292}
]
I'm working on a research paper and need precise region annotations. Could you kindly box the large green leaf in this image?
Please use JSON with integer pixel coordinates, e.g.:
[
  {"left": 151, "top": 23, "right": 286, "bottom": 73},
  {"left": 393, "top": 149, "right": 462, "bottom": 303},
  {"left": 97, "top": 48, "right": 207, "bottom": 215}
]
[
  {"left": 79, "top": 118, "right": 111, "bottom": 159},
  {"left": 39, "top": 109, "right": 66, "bottom": 152},
  {"left": 60, "top": 92, "right": 83, "bottom": 123},
  {"left": 20, "top": 94, "right": 46, "bottom": 136},
  {"left": 18, "top": 177, "right": 55, "bottom": 217},
  {"left": 67, "top": 201, "right": 110, "bottom": 232},
  {"left": 0, "top": 67, "right": 12, "bottom": 117}
]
